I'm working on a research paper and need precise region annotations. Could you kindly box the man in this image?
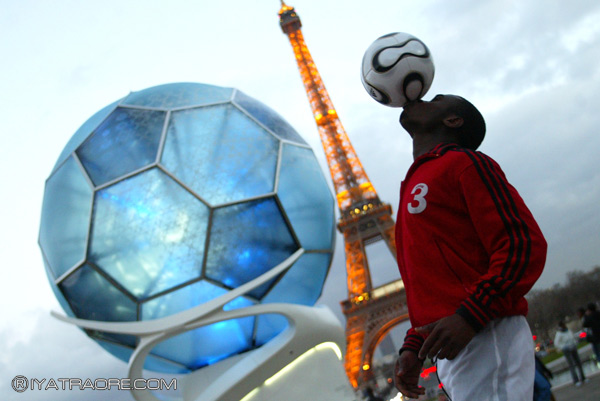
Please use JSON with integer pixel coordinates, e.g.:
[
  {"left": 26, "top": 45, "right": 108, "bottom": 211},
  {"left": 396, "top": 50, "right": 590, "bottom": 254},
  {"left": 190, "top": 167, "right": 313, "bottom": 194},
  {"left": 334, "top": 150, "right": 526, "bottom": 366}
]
[
  {"left": 393, "top": 95, "right": 547, "bottom": 400},
  {"left": 583, "top": 303, "right": 600, "bottom": 362}
]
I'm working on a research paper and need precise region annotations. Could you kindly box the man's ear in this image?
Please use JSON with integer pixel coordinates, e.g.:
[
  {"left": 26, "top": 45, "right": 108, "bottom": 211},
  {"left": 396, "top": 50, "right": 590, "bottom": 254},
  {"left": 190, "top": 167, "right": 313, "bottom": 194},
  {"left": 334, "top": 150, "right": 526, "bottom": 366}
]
[{"left": 443, "top": 114, "right": 464, "bottom": 128}]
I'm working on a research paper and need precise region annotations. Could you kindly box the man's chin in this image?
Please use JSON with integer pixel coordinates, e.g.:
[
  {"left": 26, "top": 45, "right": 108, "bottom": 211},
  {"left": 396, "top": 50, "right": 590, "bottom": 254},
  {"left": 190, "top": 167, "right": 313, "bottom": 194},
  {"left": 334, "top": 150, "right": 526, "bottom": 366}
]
[
  {"left": 399, "top": 115, "right": 411, "bottom": 134},
  {"left": 399, "top": 109, "right": 409, "bottom": 125},
  {"left": 400, "top": 101, "right": 418, "bottom": 122}
]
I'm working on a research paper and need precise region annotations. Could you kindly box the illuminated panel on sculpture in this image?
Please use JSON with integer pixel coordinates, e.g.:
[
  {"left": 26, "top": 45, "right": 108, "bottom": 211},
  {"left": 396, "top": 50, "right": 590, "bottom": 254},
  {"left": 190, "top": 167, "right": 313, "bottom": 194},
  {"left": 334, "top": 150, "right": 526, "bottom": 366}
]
[
  {"left": 59, "top": 263, "right": 137, "bottom": 321},
  {"left": 233, "top": 90, "right": 307, "bottom": 145},
  {"left": 147, "top": 281, "right": 255, "bottom": 369},
  {"left": 141, "top": 280, "right": 252, "bottom": 322},
  {"left": 277, "top": 144, "right": 334, "bottom": 251},
  {"left": 161, "top": 104, "right": 279, "bottom": 206},
  {"left": 89, "top": 168, "right": 209, "bottom": 298},
  {"left": 122, "top": 82, "right": 234, "bottom": 109},
  {"left": 76, "top": 107, "right": 166, "bottom": 186},
  {"left": 59, "top": 263, "right": 137, "bottom": 346},
  {"left": 206, "top": 198, "right": 298, "bottom": 299},
  {"left": 255, "top": 253, "right": 331, "bottom": 346},
  {"left": 263, "top": 253, "right": 331, "bottom": 305},
  {"left": 43, "top": 260, "right": 74, "bottom": 317},
  {"left": 39, "top": 156, "right": 93, "bottom": 279},
  {"left": 53, "top": 100, "right": 120, "bottom": 172}
]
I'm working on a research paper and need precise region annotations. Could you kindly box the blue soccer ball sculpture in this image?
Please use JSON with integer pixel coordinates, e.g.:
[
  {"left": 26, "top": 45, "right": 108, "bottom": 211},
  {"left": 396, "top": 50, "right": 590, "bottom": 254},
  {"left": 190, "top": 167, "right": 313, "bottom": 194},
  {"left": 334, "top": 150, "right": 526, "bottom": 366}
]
[{"left": 39, "top": 82, "right": 335, "bottom": 373}]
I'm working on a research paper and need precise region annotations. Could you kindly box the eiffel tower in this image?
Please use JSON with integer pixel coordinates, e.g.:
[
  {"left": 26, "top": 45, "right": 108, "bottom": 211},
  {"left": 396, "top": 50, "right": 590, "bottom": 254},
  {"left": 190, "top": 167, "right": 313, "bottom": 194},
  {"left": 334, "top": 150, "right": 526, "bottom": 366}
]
[{"left": 278, "top": 2, "right": 409, "bottom": 389}]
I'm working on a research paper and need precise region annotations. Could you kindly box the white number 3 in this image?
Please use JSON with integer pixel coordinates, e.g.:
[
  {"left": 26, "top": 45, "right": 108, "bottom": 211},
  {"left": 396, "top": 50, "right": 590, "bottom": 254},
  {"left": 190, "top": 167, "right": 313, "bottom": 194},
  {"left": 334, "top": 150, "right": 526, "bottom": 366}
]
[{"left": 407, "top": 183, "right": 428, "bottom": 214}]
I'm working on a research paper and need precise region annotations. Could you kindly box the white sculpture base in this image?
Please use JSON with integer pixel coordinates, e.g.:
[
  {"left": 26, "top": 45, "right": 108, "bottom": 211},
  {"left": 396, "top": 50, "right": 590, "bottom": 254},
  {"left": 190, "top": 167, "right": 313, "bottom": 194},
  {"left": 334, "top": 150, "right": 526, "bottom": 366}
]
[
  {"left": 52, "top": 249, "right": 357, "bottom": 401},
  {"left": 238, "top": 340, "right": 356, "bottom": 401},
  {"left": 176, "top": 306, "right": 356, "bottom": 401}
]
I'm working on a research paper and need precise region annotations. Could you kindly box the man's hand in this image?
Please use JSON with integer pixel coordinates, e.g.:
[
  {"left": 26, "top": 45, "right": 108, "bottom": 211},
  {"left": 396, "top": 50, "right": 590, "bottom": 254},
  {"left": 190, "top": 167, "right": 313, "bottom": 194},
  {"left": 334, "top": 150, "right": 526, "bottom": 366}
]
[
  {"left": 416, "top": 314, "right": 476, "bottom": 360},
  {"left": 394, "top": 350, "right": 425, "bottom": 399}
]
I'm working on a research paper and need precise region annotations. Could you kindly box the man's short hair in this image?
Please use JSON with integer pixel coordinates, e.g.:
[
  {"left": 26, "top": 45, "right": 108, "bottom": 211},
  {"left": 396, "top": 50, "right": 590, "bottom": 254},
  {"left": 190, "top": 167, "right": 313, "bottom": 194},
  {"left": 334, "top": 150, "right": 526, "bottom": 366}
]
[{"left": 452, "top": 97, "right": 486, "bottom": 150}]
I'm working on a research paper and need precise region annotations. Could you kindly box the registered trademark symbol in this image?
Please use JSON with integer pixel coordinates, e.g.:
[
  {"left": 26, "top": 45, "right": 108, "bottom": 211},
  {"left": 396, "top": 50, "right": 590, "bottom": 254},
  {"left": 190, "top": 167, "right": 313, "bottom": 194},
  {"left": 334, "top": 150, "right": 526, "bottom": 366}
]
[{"left": 12, "top": 375, "right": 28, "bottom": 392}]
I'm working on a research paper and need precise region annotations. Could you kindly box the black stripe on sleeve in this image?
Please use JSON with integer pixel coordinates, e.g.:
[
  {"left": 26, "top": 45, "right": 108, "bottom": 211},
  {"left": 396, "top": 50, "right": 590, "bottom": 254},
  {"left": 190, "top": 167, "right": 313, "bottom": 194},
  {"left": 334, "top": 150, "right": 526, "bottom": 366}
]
[{"left": 456, "top": 149, "right": 531, "bottom": 309}]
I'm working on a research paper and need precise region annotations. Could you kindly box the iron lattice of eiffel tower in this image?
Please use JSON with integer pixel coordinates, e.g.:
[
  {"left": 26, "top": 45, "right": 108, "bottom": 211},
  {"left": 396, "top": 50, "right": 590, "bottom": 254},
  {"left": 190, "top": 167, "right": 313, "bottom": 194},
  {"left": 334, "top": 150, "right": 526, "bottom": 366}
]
[{"left": 278, "top": 1, "right": 410, "bottom": 390}]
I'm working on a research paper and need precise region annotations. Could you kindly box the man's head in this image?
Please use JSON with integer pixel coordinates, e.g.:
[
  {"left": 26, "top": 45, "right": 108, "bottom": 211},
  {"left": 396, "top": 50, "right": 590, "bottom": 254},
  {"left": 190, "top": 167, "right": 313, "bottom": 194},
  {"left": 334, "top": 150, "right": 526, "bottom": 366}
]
[{"left": 400, "top": 94, "right": 486, "bottom": 150}]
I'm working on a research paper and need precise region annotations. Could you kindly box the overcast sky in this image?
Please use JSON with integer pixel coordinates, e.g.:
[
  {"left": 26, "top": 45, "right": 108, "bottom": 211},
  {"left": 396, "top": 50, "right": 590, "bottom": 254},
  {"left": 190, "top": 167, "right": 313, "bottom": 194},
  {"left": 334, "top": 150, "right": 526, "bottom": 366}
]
[{"left": 1, "top": 0, "right": 599, "bottom": 399}]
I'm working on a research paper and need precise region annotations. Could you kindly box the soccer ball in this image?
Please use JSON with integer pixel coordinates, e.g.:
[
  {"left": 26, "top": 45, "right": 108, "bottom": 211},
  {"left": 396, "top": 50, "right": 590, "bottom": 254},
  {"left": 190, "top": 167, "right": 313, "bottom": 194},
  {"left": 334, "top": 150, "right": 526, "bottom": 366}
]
[
  {"left": 39, "top": 82, "right": 335, "bottom": 373},
  {"left": 361, "top": 32, "right": 435, "bottom": 107}
]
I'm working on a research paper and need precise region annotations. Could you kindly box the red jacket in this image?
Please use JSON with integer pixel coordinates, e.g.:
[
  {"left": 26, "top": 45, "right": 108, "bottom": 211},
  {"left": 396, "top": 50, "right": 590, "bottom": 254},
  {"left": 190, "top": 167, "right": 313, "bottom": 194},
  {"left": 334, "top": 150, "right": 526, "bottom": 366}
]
[{"left": 396, "top": 143, "right": 547, "bottom": 354}]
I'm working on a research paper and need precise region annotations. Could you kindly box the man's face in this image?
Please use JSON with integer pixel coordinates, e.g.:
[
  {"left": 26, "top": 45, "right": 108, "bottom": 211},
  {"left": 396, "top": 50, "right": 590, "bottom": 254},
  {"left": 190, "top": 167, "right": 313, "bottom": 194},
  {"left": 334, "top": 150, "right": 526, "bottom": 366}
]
[{"left": 399, "top": 94, "right": 462, "bottom": 133}]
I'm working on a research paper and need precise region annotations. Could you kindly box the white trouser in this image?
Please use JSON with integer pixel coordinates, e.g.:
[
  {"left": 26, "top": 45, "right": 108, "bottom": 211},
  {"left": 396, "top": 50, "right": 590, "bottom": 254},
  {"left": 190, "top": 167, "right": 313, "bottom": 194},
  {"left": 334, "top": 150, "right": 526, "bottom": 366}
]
[{"left": 436, "top": 315, "right": 534, "bottom": 401}]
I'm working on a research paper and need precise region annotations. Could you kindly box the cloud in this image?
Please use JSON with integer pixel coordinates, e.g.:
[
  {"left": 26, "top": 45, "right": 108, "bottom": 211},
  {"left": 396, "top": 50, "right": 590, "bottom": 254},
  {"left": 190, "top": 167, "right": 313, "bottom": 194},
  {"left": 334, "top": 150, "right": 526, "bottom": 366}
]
[
  {"left": 484, "top": 75, "right": 600, "bottom": 287},
  {"left": 0, "top": 309, "right": 133, "bottom": 400}
]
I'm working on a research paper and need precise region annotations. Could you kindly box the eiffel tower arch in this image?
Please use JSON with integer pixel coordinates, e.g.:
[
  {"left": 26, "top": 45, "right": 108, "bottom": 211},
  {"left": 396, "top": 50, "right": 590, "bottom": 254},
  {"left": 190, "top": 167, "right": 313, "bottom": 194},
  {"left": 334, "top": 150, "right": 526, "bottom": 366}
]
[
  {"left": 342, "top": 281, "right": 409, "bottom": 384},
  {"left": 278, "top": 2, "right": 410, "bottom": 390}
]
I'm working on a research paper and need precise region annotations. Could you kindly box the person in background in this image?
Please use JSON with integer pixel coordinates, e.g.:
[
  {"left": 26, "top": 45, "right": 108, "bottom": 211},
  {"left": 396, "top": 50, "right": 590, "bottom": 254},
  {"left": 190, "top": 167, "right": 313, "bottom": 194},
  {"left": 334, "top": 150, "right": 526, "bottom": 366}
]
[
  {"left": 553, "top": 321, "right": 586, "bottom": 386},
  {"left": 533, "top": 354, "right": 554, "bottom": 401},
  {"left": 582, "top": 303, "right": 600, "bottom": 363}
]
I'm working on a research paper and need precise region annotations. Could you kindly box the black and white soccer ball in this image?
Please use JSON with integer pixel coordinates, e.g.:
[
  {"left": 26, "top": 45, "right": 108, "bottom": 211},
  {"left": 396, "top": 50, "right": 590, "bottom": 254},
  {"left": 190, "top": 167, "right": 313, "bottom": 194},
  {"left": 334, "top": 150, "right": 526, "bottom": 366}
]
[{"left": 361, "top": 32, "right": 435, "bottom": 108}]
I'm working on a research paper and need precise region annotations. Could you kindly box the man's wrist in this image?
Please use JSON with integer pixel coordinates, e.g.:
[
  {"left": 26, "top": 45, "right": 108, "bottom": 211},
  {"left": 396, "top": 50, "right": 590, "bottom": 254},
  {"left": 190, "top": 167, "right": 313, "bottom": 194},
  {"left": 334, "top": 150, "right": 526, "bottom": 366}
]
[
  {"left": 456, "top": 304, "right": 487, "bottom": 332},
  {"left": 401, "top": 329, "right": 426, "bottom": 356},
  {"left": 398, "top": 348, "right": 425, "bottom": 361}
]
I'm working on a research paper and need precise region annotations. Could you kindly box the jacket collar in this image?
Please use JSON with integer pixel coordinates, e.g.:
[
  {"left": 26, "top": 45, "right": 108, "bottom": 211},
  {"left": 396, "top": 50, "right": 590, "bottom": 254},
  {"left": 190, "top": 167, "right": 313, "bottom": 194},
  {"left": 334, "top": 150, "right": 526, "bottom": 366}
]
[{"left": 428, "top": 142, "right": 459, "bottom": 156}]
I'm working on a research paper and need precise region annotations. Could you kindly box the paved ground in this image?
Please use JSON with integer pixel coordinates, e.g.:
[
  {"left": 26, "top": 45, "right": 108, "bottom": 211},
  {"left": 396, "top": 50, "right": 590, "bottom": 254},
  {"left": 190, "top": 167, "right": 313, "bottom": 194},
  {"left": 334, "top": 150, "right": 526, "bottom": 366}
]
[{"left": 552, "top": 370, "right": 600, "bottom": 401}]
